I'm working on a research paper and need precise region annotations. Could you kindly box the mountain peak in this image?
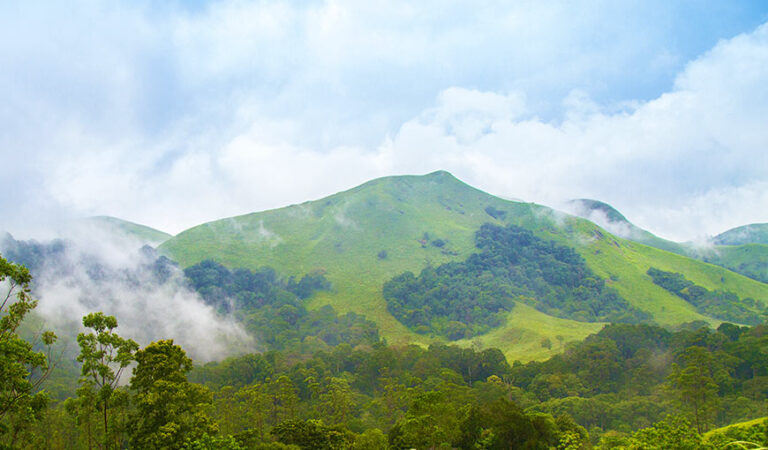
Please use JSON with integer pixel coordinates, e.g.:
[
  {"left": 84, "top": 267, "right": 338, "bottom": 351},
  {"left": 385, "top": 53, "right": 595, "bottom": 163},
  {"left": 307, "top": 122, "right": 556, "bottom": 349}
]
[{"left": 567, "top": 199, "right": 629, "bottom": 224}]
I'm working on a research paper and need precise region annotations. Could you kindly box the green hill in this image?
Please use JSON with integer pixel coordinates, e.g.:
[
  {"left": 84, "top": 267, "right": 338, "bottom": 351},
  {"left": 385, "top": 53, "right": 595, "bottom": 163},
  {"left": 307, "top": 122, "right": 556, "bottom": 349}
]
[
  {"left": 86, "top": 216, "right": 172, "bottom": 246},
  {"left": 715, "top": 223, "right": 768, "bottom": 246},
  {"left": 569, "top": 200, "right": 768, "bottom": 284},
  {"left": 567, "top": 199, "right": 689, "bottom": 254},
  {"left": 160, "top": 171, "right": 768, "bottom": 362}
]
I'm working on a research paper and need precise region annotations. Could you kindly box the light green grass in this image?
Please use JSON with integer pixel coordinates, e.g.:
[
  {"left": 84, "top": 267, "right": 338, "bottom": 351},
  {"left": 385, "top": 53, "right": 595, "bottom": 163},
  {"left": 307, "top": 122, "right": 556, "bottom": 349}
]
[
  {"left": 159, "top": 171, "right": 768, "bottom": 361},
  {"left": 705, "top": 417, "right": 767, "bottom": 438},
  {"left": 457, "top": 302, "right": 604, "bottom": 363}
]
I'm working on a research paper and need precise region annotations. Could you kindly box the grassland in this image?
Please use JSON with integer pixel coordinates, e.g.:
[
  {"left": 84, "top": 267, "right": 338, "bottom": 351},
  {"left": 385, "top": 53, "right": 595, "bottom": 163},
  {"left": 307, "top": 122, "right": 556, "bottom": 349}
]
[{"left": 159, "top": 171, "right": 768, "bottom": 362}]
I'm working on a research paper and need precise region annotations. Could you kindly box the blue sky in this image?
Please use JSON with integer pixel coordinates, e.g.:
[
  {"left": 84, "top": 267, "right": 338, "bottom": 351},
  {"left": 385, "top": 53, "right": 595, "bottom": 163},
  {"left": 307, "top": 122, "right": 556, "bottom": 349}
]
[{"left": 2, "top": 0, "right": 768, "bottom": 241}]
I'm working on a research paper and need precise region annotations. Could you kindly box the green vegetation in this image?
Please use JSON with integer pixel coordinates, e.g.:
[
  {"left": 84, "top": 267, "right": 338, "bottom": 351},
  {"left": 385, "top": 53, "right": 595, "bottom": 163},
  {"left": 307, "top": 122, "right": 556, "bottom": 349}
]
[
  {"left": 568, "top": 199, "right": 768, "bottom": 284},
  {"left": 384, "top": 223, "right": 648, "bottom": 340},
  {"left": 75, "top": 313, "right": 138, "bottom": 449},
  {"left": 702, "top": 244, "right": 768, "bottom": 284},
  {"left": 16, "top": 316, "right": 768, "bottom": 449},
  {"left": 2, "top": 257, "right": 766, "bottom": 448},
  {"left": 159, "top": 171, "right": 768, "bottom": 361},
  {"left": 0, "top": 255, "right": 56, "bottom": 446},
  {"left": 715, "top": 223, "right": 768, "bottom": 246},
  {"left": 184, "top": 260, "right": 379, "bottom": 351},
  {"left": 647, "top": 267, "right": 767, "bottom": 324}
]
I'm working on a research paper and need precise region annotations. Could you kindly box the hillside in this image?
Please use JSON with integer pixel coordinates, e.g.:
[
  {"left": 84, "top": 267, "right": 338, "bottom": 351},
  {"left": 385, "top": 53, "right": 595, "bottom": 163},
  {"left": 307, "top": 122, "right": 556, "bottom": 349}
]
[
  {"left": 714, "top": 223, "right": 768, "bottom": 246},
  {"left": 160, "top": 171, "right": 768, "bottom": 362},
  {"left": 566, "top": 199, "right": 688, "bottom": 254},
  {"left": 86, "top": 216, "right": 172, "bottom": 246},
  {"left": 568, "top": 200, "right": 768, "bottom": 284}
]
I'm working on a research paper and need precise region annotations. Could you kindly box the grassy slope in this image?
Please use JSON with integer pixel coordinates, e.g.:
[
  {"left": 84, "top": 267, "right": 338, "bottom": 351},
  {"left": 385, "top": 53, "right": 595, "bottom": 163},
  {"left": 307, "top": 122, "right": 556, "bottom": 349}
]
[
  {"left": 705, "top": 416, "right": 767, "bottom": 438},
  {"left": 160, "top": 171, "right": 768, "bottom": 362},
  {"left": 569, "top": 199, "right": 768, "bottom": 284},
  {"left": 700, "top": 244, "right": 768, "bottom": 284},
  {"left": 714, "top": 223, "right": 768, "bottom": 246},
  {"left": 87, "top": 216, "right": 172, "bottom": 246}
]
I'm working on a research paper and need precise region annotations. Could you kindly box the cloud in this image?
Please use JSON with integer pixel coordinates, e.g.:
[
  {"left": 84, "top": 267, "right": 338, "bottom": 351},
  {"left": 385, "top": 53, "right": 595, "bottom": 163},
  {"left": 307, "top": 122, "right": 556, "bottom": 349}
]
[
  {"left": 383, "top": 24, "right": 768, "bottom": 241},
  {"left": 13, "top": 223, "right": 256, "bottom": 361},
  {"left": 1, "top": 1, "right": 767, "bottom": 242}
]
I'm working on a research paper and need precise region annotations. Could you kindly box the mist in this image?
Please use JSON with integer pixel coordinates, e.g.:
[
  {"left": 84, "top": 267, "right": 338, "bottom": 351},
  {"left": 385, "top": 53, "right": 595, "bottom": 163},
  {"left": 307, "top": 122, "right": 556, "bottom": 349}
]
[{"left": 1, "top": 220, "right": 255, "bottom": 362}]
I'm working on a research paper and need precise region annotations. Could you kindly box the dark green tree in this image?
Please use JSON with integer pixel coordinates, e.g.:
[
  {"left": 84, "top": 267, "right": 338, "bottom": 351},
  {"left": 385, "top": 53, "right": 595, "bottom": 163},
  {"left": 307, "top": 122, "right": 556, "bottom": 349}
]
[
  {"left": 129, "top": 339, "right": 217, "bottom": 449},
  {"left": 668, "top": 346, "right": 720, "bottom": 433}
]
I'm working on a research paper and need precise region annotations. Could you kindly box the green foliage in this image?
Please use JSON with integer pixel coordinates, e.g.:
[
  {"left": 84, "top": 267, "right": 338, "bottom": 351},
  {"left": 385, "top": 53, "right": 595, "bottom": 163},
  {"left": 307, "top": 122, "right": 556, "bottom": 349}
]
[
  {"left": 647, "top": 267, "right": 766, "bottom": 324},
  {"left": 76, "top": 312, "right": 138, "bottom": 449},
  {"left": 623, "top": 415, "right": 704, "bottom": 450},
  {"left": 21, "top": 320, "right": 768, "bottom": 449},
  {"left": 158, "top": 171, "right": 768, "bottom": 361},
  {"left": 385, "top": 223, "right": 650, "bottom": 340},
  {"left": 184, "top": 260, "right": 378, "bottom": 351},
  {"left": 705, "top": 418, "right": 768, "bottom": 448},
  {"left": 272, "top": 419, "right": 353, "bottom": 449},
  {"left": 0, "top": 255, "right": 56, "bottom": 444},
  {"left": 129, "top": 340, "right": 218, "bottom": 449},
  {"left": 668, "top": 346, "right": 721, "bottom": 433}
]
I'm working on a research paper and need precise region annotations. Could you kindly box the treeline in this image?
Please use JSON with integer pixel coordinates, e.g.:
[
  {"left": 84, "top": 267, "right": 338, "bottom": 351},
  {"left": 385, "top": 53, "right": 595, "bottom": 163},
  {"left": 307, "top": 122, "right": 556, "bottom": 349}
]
[
  {"left": 384, "top": 223, "right": 649, "bottom": 340},
  {"left": 513, "top": 322, "right": 768, "bottom": 435},
  {"left": 184, "top": 260, "right": 379, "bottom": 351},
  {"left": 647, "top": 267, "right": 767, "bottom": 325},
  {"left": 16, "top": 319, "right": 767, "bottom": 449}
]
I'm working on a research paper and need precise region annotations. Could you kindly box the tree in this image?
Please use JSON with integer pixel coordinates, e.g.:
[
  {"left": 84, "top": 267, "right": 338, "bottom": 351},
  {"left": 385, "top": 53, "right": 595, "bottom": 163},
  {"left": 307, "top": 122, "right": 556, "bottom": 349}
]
[
  {"left": 76, "top": 312, "right": 138, "bottom": 449},
  {"left": 667, "top": 346, "right": 720, "bottom": 433},
  {"left": 129, "top": 339, "right": 217, "bottom": 449},
  {"left": 320, "top": 377, "right": 353, "bottom": 425},
  {"left": 626, "top": 415, "right": 703, "bottom": 450},
  {"left": 0, "top": 255, "right": 56, "bottom": 444},
  {"left": 272, "top": 419, "right": 353, "bottom": 450}
]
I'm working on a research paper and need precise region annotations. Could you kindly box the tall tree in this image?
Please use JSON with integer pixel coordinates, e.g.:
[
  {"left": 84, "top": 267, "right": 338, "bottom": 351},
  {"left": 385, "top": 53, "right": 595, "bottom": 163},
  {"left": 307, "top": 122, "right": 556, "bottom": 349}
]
[
  {"left": 0, "top": 255, "right": 56, "bottom": 445},
  {"left": 76, "top": 312, "right": 138, "bottom": 449},
  {"left": 668, "top": 346, "right": 720, "bottom": 433},
  {"left": 129, "top": 339, "right": 217, "bottom": 449}
]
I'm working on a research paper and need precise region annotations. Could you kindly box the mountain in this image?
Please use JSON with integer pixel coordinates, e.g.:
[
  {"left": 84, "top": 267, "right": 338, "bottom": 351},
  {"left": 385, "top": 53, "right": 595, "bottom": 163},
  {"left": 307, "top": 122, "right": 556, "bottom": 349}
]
[
  {"left": 714, "top": 223, "right": 768, "bottom": 246},
  {"left": 567, "top": 200, "right": 768, "bottom": 284},
  {"left": 85, "top": 216, "right": 172, "bottom": 247},
  {"left": 159, "top": 171, "right": 768, "bottom": 362},
  {"left": 566, "top": 199, "right": 688, "bottom": 254}
]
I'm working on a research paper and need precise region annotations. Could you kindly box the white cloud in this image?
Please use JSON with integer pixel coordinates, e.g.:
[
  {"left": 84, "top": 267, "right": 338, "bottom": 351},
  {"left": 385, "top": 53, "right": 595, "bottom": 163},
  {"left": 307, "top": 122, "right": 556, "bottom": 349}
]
[
  {"left": 1, "top": 1, "right": 767, "bottom": 243},
  {"left": 382, "top": 23, "right": 768, "bottom": 241}
]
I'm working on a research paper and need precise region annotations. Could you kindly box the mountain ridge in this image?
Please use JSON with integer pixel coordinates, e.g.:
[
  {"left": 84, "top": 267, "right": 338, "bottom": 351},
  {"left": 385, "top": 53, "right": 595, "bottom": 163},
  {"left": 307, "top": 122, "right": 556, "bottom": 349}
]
[{"left": 159, "top": 171, "right": 768, "bottom": 362}]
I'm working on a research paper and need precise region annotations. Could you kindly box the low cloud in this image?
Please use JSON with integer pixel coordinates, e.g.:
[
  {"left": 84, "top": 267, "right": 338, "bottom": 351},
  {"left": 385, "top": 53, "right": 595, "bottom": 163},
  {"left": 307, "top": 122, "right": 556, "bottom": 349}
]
[{"left": 4, "top": 223, "right": 255, "bottom": 361}]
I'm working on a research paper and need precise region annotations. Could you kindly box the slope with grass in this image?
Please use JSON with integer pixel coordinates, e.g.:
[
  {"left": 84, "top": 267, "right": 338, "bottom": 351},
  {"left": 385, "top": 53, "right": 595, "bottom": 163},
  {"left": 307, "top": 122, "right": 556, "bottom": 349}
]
[
  {"left": 160, "top": 171, "right": 768, "bottom": 362},
  {"left": 715, "top": 224, "right": 768, "bottom": 246},
  {"left": 569, "top": 199, "right": 768, "bottom": 284},
  {"left": 86, "top": 215, "right": 172, "bottom": 246}
]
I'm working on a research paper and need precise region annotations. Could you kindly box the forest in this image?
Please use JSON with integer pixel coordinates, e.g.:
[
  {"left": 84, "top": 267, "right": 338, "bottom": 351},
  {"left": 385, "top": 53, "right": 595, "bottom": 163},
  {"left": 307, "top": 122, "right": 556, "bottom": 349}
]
[
  {"left": 647, "top": 267, "right": 767, "bottom": 325},
  {"left": 2, "top": 252, "right": 767, "bottom": 449},
  {"left": 384, "top": 224, "right": 650, "bottom": 340}
]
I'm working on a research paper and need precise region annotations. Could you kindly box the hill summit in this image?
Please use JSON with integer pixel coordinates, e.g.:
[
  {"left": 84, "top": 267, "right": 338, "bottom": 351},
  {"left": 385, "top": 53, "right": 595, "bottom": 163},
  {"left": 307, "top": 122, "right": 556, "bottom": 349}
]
[{"left": 160, "top": 171, "right": 768, "bottom": 361}]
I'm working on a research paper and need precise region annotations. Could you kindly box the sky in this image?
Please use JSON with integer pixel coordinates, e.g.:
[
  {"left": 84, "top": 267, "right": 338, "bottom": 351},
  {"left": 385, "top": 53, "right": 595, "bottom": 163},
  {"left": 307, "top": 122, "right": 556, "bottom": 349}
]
[{"left": 2, "top": 0, "right": 768, "bottom": 242}]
